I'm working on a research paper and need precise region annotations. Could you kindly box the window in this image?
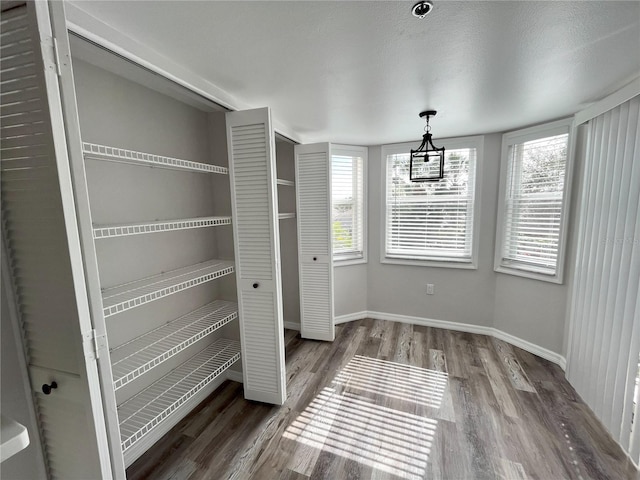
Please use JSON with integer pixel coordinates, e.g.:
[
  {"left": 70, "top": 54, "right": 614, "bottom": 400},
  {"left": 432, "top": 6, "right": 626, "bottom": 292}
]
[
  {"left": 331, "top": 145, "right": 367, "bottom": 264},
  {"left": 382, "top": 137, "right": 482, "bottom": 267},
  {"left": 495, "top": 119, "right": 573, "bottom": 283}
]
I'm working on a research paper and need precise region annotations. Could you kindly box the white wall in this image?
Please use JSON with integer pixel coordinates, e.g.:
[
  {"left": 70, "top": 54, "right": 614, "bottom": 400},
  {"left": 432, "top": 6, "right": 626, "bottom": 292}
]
[
  {"left": 333, "top": 132, "right": 577, "bottom": 357},
  {"left": 366, "top": 137, "right": 500, "bottom": 328},
  {"left": 334, "top": 264, "right": 368, "bottom": 317}
]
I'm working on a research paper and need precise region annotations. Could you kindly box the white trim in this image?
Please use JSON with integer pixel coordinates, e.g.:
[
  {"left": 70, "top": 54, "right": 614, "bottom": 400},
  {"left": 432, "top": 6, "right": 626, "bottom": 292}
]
[
  {"left": 574, "top": 76, "right": 640, "bottom": 126},
  {"left": 283, "top": 321, "right": 301, "bottom": 331},
  {"left": 64, "top": 2, "right": 302, "bottom": 144},
  {"left": 381, "top": 257, "right": 477, "bottom": 269},
  {"left": 334, "top": 256, "right": 367, "bottom": 267},
  {"left": 494, "top": 265, "right": 563, "bottom": 284},
  {"left": 334, "top": 310, "right": 567, "bottom": 370},
  {"left": 226, "top": 370, "right": 244, "bottom": 383},
  {"left": 494, "top": 118, "right": 575, "bottom": 284},
  {"left": 335, "top": 311, "right": 368, "bottom": 325},
  {"left": 492, "top": 326, "right": 566, "bottom": 371},
  {"left": 368, "top": 310, "right": 494, "bottom": 335},
  {"left": 380, "top": 136, "right": 483, "bottom": 269}
]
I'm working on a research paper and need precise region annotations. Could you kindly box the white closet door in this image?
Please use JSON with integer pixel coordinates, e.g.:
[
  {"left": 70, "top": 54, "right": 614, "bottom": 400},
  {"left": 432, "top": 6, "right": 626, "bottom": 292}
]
[
  {"left": 226, "top": 107, "right": 286, "bottom": 405},
  {"left": 0, "top": 2, "right": 112, "bottom": 479},
  {"left": 295, "top": 143, "right": 335, "bottom": 341}
]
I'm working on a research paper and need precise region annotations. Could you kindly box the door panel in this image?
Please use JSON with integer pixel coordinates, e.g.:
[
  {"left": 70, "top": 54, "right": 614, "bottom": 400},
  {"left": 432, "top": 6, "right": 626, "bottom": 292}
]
[
  {"left": 295, "top": 143, "right": 334, "bottom": 341},
  {"left": 226, "top": 107, "right": 286, "bottom": 405},
  {"left": 1, "top": 2, "right": 112, "bottom": 477}
]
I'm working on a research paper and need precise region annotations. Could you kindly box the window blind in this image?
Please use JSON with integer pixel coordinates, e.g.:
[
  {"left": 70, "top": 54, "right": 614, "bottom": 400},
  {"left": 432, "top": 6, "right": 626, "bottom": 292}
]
[
  {"left": 500, "top": 134, "right": 569, "bottom": 275},
  {"left": 567, "top": 95, "right": 640, "bottom": 465},
  {"left": 385, "top": 148, "right": 476, "bottom": 262},
  {"left": 331, "top": 154, "right": 364, "bottom": 259}
]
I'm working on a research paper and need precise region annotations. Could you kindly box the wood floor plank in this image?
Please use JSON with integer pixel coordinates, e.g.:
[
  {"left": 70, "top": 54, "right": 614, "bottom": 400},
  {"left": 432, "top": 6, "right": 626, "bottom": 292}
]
[
  {"left": 425, "top": 419, "right": 467, "bottom": 480},
  {"left": 288, "top": 324, "right": 368, "bottom": 477},
  {"left": 491, "top": 338, "right": 537, "bottom": 393},
  {"left": 448, "top": 376, "right": 497, "bottom": 479},
  {"left": 499, "top": 458, "right": 528, "bottom": 480},
  {"left": 127, "top": 322, "right": 638, "bottom": 480},
  {"left": 280, "top": 469, "right": 310, "bottom": 480},
  {"left": 439, "top": 328, "right": 467, "bottom": 378},
  {"left": 478, "top": 347, "right": 520, "bottom": 419},
  {"left": 427, "top": 348, "right": 456, "bottom": 422}
]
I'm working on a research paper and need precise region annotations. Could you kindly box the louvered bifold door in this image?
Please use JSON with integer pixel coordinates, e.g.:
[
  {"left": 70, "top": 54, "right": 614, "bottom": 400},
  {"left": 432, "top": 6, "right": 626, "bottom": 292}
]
[
  {"left": 226, "top": 107, "right": 286, "bottom": 405},
  {"left": 295, "top": 143, "right": 335, "bottom": 341},
  {"left": 0, "top": 2, "right": 112, "bottom": 478}
]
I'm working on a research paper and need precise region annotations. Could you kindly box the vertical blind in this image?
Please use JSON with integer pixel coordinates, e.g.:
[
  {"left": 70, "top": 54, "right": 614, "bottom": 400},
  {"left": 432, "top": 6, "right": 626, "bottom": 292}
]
[
  {"left": 385, "top": 148, "right": 476, "bottom": 261},
  {"left": 331, "top": 154, "right": 364, "bottom": 259},
  {"left": 566, "top": 95, "right": 640, "bottom": 465},
  {"left": 500, "top": 133, "right": 569, "bottom": 275}
]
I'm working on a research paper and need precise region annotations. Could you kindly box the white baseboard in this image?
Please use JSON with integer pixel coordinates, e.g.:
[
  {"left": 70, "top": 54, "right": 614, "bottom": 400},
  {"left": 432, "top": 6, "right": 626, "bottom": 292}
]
[
  {"left": 284, "top": 321, "right": 301, "bottom": 331},
  {"left": 491, "top": 327, "right": 567, "bottom": 370},
  {"left": 226, "top": 369, "right": 243, "bottom": 383},
  {"left": 336, "top": 310, "right": 567, "bottom": 370},
  {"left": 367, "top": 310, "right": 494, "bottom": 336},
  {"left": 335, "top": 311, "right": 368, "bottom": 325}
]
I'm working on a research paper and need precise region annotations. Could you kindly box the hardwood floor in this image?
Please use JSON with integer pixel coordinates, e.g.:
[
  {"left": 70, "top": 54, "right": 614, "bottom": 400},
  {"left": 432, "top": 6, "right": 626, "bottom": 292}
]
[{"left": 127, "top": 319, "right": 639, "bottom": 480}]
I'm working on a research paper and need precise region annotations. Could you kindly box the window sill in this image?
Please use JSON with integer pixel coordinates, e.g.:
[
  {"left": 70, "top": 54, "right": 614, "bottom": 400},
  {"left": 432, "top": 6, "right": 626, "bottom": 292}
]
[
  {"left": 494, "top": 265, "right": 563, "bottom": 284},
  {"left": 381, "top": 256, "right": 477, "bottom": 270},
  {"left": 334, "top": 256, "right": 367, "bottom": 267}
]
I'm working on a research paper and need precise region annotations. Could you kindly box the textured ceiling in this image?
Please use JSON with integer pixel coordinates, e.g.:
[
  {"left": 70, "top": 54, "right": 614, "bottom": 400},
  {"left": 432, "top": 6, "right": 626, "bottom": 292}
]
[{"left": 68, "top": 1, "right": 640, "bottom": 145}]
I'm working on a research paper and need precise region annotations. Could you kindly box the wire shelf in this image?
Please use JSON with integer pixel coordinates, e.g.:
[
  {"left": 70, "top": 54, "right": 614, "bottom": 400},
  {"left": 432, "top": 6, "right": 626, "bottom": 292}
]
[
  {"left": 111, "top": 300, "right": 238, "bottom": 390},
  {"left": 83, "top": 143, "right": 228, "bottom": 174},
  {"left": 93, "top": 216, "right": 232, "bottom": 239},
  {"left": 278, "top": 212, "right": 296, "bottom": 220},
  {"left": 277, "top": 179, "right": 295, "bottom": 187},
  {"left": 118, "top": 338, "right": 240, "bottom": 452},
  {"left": 102, "top": 259, "right": 235, "bottom": 318}
]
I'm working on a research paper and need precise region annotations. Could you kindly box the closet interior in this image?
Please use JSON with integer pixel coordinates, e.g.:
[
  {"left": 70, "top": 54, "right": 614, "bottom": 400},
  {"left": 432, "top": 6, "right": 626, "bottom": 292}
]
[
  {"left": 68, "top": 35, "right": 291, "bottom": 468},
  {"left": 275, "top": 138, "right": 300, "bottom": 330}
]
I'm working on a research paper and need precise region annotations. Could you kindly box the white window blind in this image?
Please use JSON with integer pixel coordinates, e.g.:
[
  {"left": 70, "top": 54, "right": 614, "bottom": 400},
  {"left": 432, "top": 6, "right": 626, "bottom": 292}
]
[
  {"left": 331, "top": 151, "right": 365, "bottom": 261},
  {"left": 566, "top": 95, "right": 640, "bottom": 465},
  {"left": 385, "top": 147, "right": 477, "bottom": 262},
  {"left": 500, "top": 132, "right": 569, "bottom": 276}
]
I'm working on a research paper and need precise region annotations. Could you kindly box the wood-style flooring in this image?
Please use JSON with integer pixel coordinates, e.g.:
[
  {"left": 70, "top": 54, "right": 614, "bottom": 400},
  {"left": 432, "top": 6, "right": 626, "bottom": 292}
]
[{"left": 127, "top": 319, "right": 639, "bottom": 480}]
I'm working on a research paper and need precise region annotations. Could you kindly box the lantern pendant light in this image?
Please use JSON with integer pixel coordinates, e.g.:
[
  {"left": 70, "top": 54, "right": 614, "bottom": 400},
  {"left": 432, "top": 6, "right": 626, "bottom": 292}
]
[{"left": 410, "top": 110, "right": 445, "bottom": 182}]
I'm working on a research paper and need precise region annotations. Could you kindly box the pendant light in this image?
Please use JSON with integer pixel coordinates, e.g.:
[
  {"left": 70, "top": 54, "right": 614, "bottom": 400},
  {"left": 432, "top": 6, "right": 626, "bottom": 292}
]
[{"left": 410, "top": 110, "right": 445, "bottom": 182}]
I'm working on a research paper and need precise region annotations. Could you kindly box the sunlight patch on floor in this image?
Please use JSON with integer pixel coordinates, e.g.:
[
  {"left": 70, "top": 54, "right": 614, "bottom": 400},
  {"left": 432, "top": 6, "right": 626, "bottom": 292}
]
[
  {"left": 283, "top": 355, "right": 448, "bottom": 479},
  {"left": 334, "top": 355, "right": 448, "bottom": 408}
]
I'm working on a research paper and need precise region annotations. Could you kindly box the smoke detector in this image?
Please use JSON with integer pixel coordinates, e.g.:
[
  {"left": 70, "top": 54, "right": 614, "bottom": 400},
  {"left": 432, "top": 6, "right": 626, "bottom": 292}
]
[{"left": 412, "top": 1, "right": 434, "bottom": 19}]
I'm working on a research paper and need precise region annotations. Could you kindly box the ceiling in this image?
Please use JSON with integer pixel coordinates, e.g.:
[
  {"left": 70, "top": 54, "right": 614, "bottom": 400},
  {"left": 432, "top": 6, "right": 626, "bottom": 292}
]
[{"left": 68, "top": 1, "right": 640, "bottom": 145}]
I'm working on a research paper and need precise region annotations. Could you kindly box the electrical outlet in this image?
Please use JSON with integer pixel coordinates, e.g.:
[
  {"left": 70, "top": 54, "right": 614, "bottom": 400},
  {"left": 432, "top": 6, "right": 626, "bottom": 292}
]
[{"left": 426, "top": 283, "right": 434, "bottom": 295}]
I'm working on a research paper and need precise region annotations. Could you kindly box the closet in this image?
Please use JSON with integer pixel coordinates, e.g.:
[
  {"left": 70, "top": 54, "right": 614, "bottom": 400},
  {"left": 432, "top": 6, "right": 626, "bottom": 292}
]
[
  {"left": 71, "top": 38, "right": 244, "bottom": 470},
  {"left": 0, "top": 2, "right": 333, "bottom": 478}
]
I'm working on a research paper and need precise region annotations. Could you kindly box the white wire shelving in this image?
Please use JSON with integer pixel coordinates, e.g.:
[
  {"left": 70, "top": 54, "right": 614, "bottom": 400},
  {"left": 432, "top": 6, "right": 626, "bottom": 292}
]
[
  {"left": 83, "top": 142, "right": 228, "bottom": 174},
  {"left": 93, "top": 216, "right": 232, "bottom": 239},
  {"left": 118, "top": 338, "right": 240, "bottom": 453},
  {"left": 276, "top": 179, "right": 294, "bottom": 187},
  {"left": 110, "top": 300, "right": 238, "bottom": 390},
  {"left": 102, "top": 259, "right": 234, "bottom": 318},
  {"left": 278, "top": 213, "right": 296, "bottom": 220}
]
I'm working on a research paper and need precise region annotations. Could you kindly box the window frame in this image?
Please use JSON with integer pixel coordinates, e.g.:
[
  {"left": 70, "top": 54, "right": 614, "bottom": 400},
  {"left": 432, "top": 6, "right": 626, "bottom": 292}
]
[
  {"left": 494, "top": 118, "right": 575, "bottom": 284},
  {"left": 381, "top": 135, "right": 484, "bottom": 269},
  {"left": 331, "top": 144, "right": 368, "bottom": 266}
]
